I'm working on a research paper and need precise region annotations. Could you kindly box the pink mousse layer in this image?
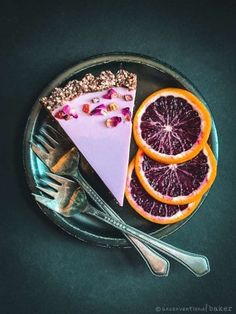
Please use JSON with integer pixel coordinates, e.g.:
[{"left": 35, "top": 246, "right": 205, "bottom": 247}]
[{"left": 52, "top": 87, "right": 136, "bottom": 206}]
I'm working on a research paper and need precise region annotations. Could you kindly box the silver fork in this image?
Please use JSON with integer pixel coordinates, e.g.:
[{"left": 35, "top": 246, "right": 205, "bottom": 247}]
[
  {"left": 31, "top": 125, "right": 169, "bottom": 276},
  {"left": 33, "top": 173, "right": 210, "bottom": 277}
]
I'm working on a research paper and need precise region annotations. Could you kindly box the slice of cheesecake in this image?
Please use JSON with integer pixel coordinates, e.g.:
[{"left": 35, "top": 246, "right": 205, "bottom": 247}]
[{"left": 40, "top": 70, "right": 137, "bottom": 206}]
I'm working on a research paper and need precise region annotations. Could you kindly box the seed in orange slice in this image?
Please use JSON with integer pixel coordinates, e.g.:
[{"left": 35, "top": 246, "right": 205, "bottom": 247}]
[
  {"left": 133, "top": 88, "right": 212, "bottom": 164},
  {"left": 125, "top": 159, "right": 201, "bottom": 224},
  {"left": 135, "top": 144, "right": 217, "bottom": 205}
]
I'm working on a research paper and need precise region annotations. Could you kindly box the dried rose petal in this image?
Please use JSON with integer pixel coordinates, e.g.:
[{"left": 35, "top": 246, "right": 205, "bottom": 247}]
[
  {"left": 54, "top": 110, "right": 66, "bottom": 119},
  {"left": 70, "top": 108, "right": 78, "bottom": 119},
  {"left": 105, "top": 116, "right": 122, "bottom": 128},
  {"left": 95, "top": 104, "right": 106, "bottom": 110},
  {"left": 54, "top": 110, "right": 71, "bottom": 120},
  {"left": 90, "top": 104, "right": 107, "bottom": 116},
  {"left": 121, "top": 107, "right": 132, "bottom": 122},
  {"left": 82, "top": 104, "right": 90, "bottom": 114},
  {"left": 107, "top": 103, "right": 119, "bottom": 111},
  {"left": 102, "top": 88, "right": 117, "bottom": 99},
  {"left": 62, "top": 105, "right": 71, "bottom": 115},
  {"left": 61, "top": 104, "right": 78, "bottom": 119},
  {"left": 124, "top": 94, "right": 133, "bottom": 101},
  {"left": 92, "top": 97, "right": 100, "bottom": 103},
  {"left": 124, "top": 114, "right": 131, "bottom": 122},
  {"left": 100, "top": 109, "right": 108, "bottom": 115},
  {"left": 121, "top": 107, "right": 131, "bottom": 116}
]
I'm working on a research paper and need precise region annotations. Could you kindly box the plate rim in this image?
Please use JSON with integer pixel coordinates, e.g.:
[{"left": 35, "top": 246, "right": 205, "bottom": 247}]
[{"left": 22, "top": 52, "right": 219, "bottom": 248}]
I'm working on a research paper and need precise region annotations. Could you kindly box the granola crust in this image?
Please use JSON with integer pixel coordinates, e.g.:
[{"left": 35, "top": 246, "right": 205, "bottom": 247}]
[{"left": 40, "top": 70, "right": 137, "bottom": 111}]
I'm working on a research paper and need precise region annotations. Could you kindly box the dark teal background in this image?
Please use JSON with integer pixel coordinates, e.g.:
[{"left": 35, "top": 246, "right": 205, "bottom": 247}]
[{"left": 1, "top": 1, "right": 236, "bottom": 313}]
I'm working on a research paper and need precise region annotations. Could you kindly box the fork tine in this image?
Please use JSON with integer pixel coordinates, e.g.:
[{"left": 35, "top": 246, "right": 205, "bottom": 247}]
[
  {"left": 35, "top": 135, "right": 54, "bottom": 153},
  {"left": 32, "top": 193, "right": 57, "bottom": 212},
  {"left": 44, "top": 124, "right": 64, "bottom": 139},
  {"left": 44, "top": 125, "right": 73, "bottom": 146},
  {"left": 40, "top": 179, "right": 60, "bottom": 190},
  {"left": 40, "top": 128, "right": 59, "bottom": 147},
  {"left": 46, "top": 172, "right": 76, "bottom": 185},
  {"left": 36, "top": 185, "right": 57, "bottom": 198},
  {"left": 31, "top": 142, "right": 49, "bottom": 161}
]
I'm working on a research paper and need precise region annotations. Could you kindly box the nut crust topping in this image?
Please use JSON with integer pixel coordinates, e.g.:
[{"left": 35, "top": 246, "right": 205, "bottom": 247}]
[{"left": 40, "top": 70, "right": 137, "bottom": 111}]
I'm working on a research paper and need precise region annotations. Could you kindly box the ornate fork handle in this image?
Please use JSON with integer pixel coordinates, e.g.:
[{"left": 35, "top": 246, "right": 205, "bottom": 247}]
[
  {"left": 72, "top": 171, "right": 169, "bottom": 276},
  {"left": 85, "top": 205, "right": 210, "bottom": 277}
]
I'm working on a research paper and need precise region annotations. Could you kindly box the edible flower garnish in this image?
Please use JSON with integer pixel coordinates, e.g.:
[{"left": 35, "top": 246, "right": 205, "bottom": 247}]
[
  {"left": 107, "top": 103, "right": 119, "bottom": 111},
  {"left": 121, "top": 107, "right": 131, "bottom": 121},
  {"left": 92, "top": 97, "right": 100, "bottom": 103},
  {"left": 54, "top": 111, "right": 66, "bottom": 120},
  {"left": 62, "top": 105, "right": 71, "bottom": 115},
  {"left": 105, "top": 116, "right": 122, "bottom": 128},
  {"left": 63, "top": 105, "right": 78, "bottom": 118},
  {"left": 102, "top": 88, "right": 117, "bottom": 99},
  {"left": 54, "top": 105, "right": 78, "bottom": 120},
  {"left": 69, "top": 108, "right": 78, "bottom": 119},
  {"left": 124, "top": 94, "right": 133, "bottom": 101},
  {"left": 82, "top": 104, "right": 90, "bottom": 114},
  {"left": 90, "top": 104, "right": 107, "bottom": 116}
]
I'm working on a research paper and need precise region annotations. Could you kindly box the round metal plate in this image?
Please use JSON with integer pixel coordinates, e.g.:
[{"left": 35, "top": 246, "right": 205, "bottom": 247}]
[{"left": 23, "top": 53, "right": 219, "bottom": 248}]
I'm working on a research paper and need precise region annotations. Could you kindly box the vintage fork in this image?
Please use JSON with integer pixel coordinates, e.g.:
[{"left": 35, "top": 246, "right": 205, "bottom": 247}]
[
  {"left": 33, "top": 173, "right": 210, "bottom": 277},
  {"left": 31, "top": 125, "right": 170, "bottom": 277}
]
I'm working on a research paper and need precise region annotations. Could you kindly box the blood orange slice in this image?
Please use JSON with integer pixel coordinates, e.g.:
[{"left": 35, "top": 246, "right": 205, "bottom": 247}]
[
  {"left": 125, "top": 160, "right": 201, "bottom": 224},
  {"left": 133, "top": 88, "right": 212, "bottom": 164},
  {"left": 135, "top": 144, "right": 217, "bottom": 205}
]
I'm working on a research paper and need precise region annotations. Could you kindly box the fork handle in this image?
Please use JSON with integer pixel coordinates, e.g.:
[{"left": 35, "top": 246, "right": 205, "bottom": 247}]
[
  {"left": 85, "top": 205, "right": 210, "bottom": 277},
  {"left": 73, "top": 173, "right": 169, "bottom": 276}
]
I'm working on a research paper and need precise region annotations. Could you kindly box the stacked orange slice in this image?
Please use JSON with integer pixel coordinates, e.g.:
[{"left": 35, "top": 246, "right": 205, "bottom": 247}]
[{"left": 125, "top": 88, "right": 217, "bottom": 224}]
